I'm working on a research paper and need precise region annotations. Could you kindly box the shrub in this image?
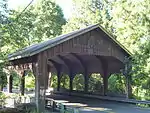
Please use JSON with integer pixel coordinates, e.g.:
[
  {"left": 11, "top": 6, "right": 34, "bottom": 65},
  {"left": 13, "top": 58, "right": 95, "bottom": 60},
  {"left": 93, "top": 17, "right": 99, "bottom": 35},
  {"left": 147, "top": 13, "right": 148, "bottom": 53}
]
[
  {"left": 0, "top": 103, "right": 37, "bottom": 113},
  {"left": 16, "top": 103, "right": 36, "bottom": 113},
  {"left": 0, "top": 108, "right": 24, "bottom": 113}
]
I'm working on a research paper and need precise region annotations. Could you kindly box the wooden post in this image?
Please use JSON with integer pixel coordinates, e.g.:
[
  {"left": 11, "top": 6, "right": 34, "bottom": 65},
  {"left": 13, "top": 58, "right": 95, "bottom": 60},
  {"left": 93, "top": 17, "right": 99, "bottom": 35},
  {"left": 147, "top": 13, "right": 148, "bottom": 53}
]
[
  {"left": 20, "top": 71, "right": 25, "bottom": 96},
  {"left": 70, "top": 53, "right": 88, "bottom": 93},
  {"left": 96, "top": 56, "right": 108, "bottom": 96},
  {"left": 103, "top": 75, "right": 108, "bottom": 96},
  {"left": 34, "top": 52, "right": 49, "bottom": 113},
  {"left": 48, "top": 59, "right": 62, "bottom": 91},
  {"left": 48, "top": 72, "right": 52, "bottom": 88},
  {"left": 84, "top": 71, "right": 88, "bottom": 93},
  {"left": 57, "top": 72, "right": 61, "bottom": 91},
  {"left": 7, "top": 75, "right": 13, "bottom": 93},
  {"left": 69, "top": 73, "right": 73, "bottom": 93},
  {"left": 34, "top": 64, "right": 40, "bottom": 113},
  {"left": 126, "top": 75, "right": 132, "bottom": 99}
]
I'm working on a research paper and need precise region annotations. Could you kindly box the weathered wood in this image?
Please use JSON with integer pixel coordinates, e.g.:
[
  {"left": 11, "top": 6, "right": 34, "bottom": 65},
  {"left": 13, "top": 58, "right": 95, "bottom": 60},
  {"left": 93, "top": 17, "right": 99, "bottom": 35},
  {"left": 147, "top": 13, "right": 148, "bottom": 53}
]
[
  {"left": 7, "top": 75, "right": 13, "bottom": 93},
  {"left": 57, "top": 73, "right": 61, "bottom": 91},
  {"left": 57, "top": 55, "right": 73, "bottom": 75},
  {"left": 48, "top": 59, "right": 62, "bottom": 91},
  {"left": 71, "top": 53, "right": 89, "bottom": 93},
  {"left": 126, "top": 75, "right": 132, "bottom": 99},
  {"left": 48, "top": 72, "right": 52, "bottom": 88},
  {"left": 84, "top": 71, "right": 89, "bottom": 93},
  {"left": 20, "top": 71, "right": 25, "bottom": 96},
  {"left": 69, "top": 73, "right": 73, "bottom": 93},
  {"left": 96, "top": 56, "right": 108, "bottom": 96},
  {"left": 57, "top": 55, "right": 75, "bottom": 93},
  {"left": 34, "top": 52, "right": 49, "bottom": 113},
  {"left": 46, "top": 30, "right": 127, "bottom": 63}
]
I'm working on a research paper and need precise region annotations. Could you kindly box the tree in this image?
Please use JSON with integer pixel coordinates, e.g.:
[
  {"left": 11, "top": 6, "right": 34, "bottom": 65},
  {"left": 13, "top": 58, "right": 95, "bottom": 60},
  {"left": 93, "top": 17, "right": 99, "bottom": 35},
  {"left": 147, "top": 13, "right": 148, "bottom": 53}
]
[
  {"left": 32, "top": 0, "right": 66, "bottom": 42},
  {"left": 111, "top": 0, "right": 150, "bottom": 99},
  {"left": 0, "top": 0, "right": 66, "bottom": 90},
  {"left": 62, "top": 0, "right": 112, "bottom": 34},
  {"left": 110, "top": 0, "right": 150, "bottom": 52},
  {"left": 6, "top": 0, "right": 66, "bottom": 50},
  {"left": 0, "top": 0, "right": 9, "bottom": 90}
]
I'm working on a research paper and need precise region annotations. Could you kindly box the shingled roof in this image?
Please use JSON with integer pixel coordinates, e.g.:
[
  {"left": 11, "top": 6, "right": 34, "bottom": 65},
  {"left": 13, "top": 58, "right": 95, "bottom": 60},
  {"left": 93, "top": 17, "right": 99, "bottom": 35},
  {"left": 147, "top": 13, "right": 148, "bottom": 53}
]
[{"left": 8, "top": 24, "right": 131, "bottom": 61}]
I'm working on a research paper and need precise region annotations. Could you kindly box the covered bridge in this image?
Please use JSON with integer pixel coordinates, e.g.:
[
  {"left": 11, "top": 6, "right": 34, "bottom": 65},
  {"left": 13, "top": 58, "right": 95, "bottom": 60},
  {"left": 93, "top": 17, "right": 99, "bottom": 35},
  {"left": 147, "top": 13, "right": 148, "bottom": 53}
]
[{"left": 8, "top": 24, "right": 131, "bottom": 112}]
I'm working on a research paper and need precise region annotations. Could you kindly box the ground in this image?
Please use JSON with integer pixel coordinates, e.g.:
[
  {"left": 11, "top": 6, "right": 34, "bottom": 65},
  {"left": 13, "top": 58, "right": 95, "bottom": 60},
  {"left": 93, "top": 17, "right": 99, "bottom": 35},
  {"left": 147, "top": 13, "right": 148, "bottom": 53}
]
[{"left": 47, "top": 94, "right": 150, "bottom": 113}]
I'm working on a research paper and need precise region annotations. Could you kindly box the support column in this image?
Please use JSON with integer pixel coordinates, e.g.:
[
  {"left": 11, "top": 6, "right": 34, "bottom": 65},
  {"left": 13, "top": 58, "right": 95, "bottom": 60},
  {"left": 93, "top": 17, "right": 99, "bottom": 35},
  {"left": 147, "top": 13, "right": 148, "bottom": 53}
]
[
  {"left": 69, "top": 75, "right": 73, "bottom": 92},
  {"left": 71, "top": 53, "right": 88, "bottom": 93},
  {"left": 126, "top": 75, "right": 132, "bottom": 99},
  {"left": 103, "top": 75, "right": 108, "bottom": 96},
  {"left": 124, "top": 57, "right": 132, "bottom": 99},
  {"left": 57, "top": 72, "right": 61, "bottom": 91},
  {"left": 57, "top": 55, "right": 74, "bottom": 93},
  {"left": 84, "top": 71, "right": 88, "bottom": 93},
  {"left": 96, "top": 56, "right": 108, "bottom": 96},
  {"left": 48, "top": 72, "right": 52, "bottom": 88},
  {"left": 7, "top": 75, "right": 13, "bottom": 93},
  {"left": 48, "top": 59, "right": 62, "bottom": 92},
  {"left": 34, "top": 65, "right": 40, "bottom": 113},
  {"left": 33, "top": 52, "right": 49, "bottom": 113},
  {"left": 20, "top": 71, "right": 25, "bottom": 96}
]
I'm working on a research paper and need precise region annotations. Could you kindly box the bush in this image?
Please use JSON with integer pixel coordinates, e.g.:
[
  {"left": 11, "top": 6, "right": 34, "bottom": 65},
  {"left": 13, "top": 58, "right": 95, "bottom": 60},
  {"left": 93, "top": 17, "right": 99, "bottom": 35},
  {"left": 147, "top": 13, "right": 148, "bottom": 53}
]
[
  {"left": 0, "top": 103, "right": 37, "bottom": 113},
  {"left": 0, "top": 108, "right": 24, "bottom": 113},
  {"left": 0, "top": 92, "right": 7, "bottom": 107},
  {"left": 16, "top": 103, "right": 36, "bottom": 113}
]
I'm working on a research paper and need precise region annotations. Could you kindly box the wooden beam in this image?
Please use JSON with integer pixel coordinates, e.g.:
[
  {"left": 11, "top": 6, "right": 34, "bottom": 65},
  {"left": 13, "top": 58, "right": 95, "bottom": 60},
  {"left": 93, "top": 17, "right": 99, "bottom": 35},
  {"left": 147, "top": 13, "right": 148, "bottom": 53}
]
[
  {"left": 48, "top": 59, "right": 62, "bottom": 91},
  {"left": 20, "top": 71, "right": 26, "bottom": 96},
  {"left": 71, "top": 53, "right": 89, "bottom": 93},
  {"left": 7, "top": 75, "right": 13, "bottom": 93},
  {"left": 95, "top": 56, "right": 108, "bottom": 96},
  {"left": 57, "top": 55, "right": 72, "bottom": 72},
  {"left": 48, "top": 59, "right": 61, "bottom": 72},
  {"left": 57, "top": 55, "right": 74, "bottom": 92},
  {"left": 34, "top": 52, "right": 49, "bottom": 113}
]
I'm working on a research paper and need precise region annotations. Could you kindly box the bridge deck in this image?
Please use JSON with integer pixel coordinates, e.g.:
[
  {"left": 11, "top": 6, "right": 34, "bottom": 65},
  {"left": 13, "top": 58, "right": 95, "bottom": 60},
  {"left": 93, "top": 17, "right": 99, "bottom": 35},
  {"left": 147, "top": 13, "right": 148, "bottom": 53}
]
[
  {"left": 46, "top": 94, "right": 150, "bottom": 113},
  {"left": 54, "top": 91, "right": 150, "bottom": 105}
]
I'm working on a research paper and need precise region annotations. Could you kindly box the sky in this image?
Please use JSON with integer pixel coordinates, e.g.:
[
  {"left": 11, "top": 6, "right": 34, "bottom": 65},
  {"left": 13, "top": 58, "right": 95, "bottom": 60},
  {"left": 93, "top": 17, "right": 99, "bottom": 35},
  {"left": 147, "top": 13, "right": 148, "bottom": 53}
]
[{"left": 8, "top": 0, "right": 73, "bottom": 18}]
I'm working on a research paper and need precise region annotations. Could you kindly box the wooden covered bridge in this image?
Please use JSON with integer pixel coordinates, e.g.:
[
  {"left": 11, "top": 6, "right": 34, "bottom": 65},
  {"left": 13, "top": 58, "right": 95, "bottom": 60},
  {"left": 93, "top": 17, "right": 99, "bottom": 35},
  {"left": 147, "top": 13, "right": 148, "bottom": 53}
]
[{"left": 7, "top": 24, "right": 131, "bottom": 112}]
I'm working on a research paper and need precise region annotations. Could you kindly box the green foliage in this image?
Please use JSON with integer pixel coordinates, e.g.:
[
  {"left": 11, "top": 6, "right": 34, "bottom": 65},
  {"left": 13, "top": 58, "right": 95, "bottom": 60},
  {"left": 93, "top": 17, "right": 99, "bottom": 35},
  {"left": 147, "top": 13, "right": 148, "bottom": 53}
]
[
  {"left": 33, "top": 0, "right": 66, "bottom": 41},
  {"left": 0, "top": 0, "right": 9, "bottom": 91},
  {"left": 88, "top": 74, "right": 103, "bottom": 93},
  {"left": 73, "top": 74, "right": 84, "bottom": 91},
  {"left": 110, "top": 0, "right": 150, "bottom": 51},
  {"left": 25, "top": 72, "right": 35, "bottom": 89},
  {"left": 10, "top": 71, "right": 20, "bottom": 88},
  {"left": 0, "top": 65, "right": 6, "bottom": 90},
  {"left": 51, "top": 74, "right": 58, "bottom": 88},
  {"left": 0, "top": 108, "right": 24, "bottom": 113},
  {"left": 108, "top": 74, "right": 126, "bottom": 94},
  {"left": 60, "top": 75, "right": 69, "bottom": 89},
  {"left": 0, "top": 92, "right": 7, "bottom": 107},
  {"left": 5, "top": 0, "right": 66, "bottom": 50},
  {"left": 0, "top": 103, "right": 37, "bottom": 113},
  {"left": 0, "top": 92, "right": 7, "bottom": 99},
  {"left": 62, "top": 0, "right": 111, "bottom": 34}
]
